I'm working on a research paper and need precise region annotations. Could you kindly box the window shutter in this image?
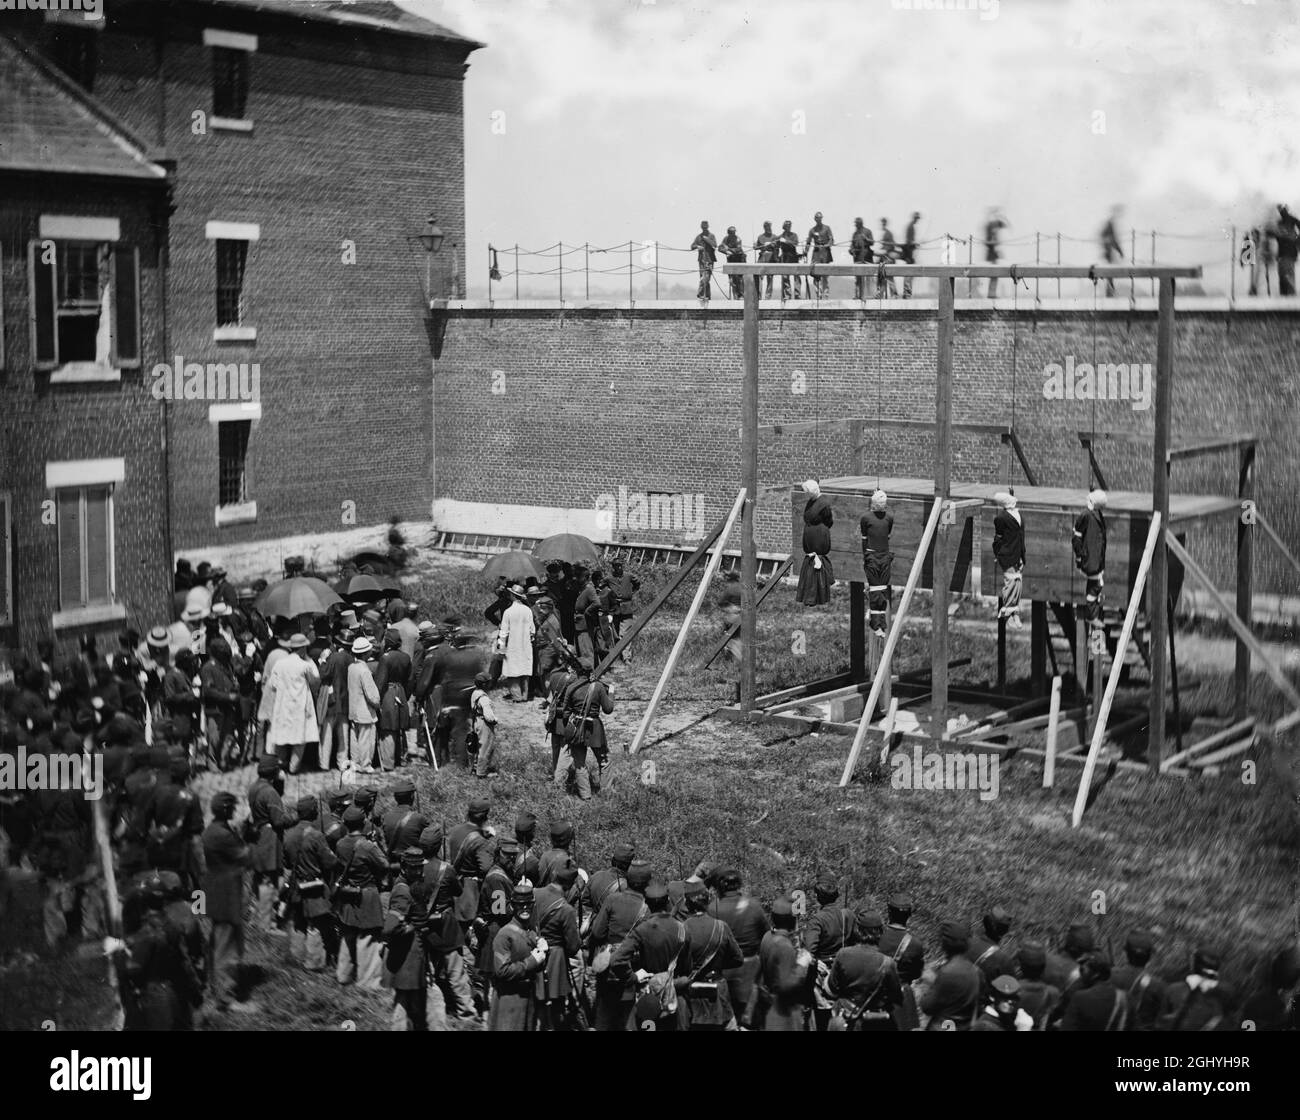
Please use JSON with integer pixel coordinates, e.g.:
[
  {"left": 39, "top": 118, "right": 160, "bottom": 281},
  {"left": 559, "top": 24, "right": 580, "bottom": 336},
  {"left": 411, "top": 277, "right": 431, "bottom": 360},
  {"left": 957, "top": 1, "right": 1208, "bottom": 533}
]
[
  {"left": 85, "top": 486, "right": 111, "bottom": 603},
  {"left": 29, "top": 239, "right": 57, "bottom": 368},
  {"left": 57, "top": 489, "right": 83, "bottom": 609},
  {"left": 111, "top": 245, "right": 141, "bottom": 368}
]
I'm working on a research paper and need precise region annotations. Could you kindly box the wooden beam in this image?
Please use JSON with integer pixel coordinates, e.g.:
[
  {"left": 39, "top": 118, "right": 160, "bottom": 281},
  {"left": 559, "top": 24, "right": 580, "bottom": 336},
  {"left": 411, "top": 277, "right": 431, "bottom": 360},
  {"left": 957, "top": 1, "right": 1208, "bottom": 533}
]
[
  {"left": 1187, "top": 734, "right": 1258, "bottom": 770},
  {"left": 1072, "top": 512, "right": 1162, "bottom": 828},
  {"left": 1166, "top": 532, "right": 1300, "bottom": 731},
  {"left": 934, "top": 276, "right": 954, "bottom": 738},
  {"left": 1147, "top": 275, "right": 1175, "bottom": 773},
  {"left": 722, "top": 264, "right": 1203, "bottom": 279},
  {"left": 701, "top": 555, "right": 793, "bottom": 669},
  {"left": 1236, "top": 444, "right": 1255, "bottom": 720},
  {"left": 630, "top": 489, "right": 746, "bottom": 754},
  {"left": 839, "top": 497, "right": 944, "bottom": 786},
  {"left": 755, "top": 672, "right": 854, "bottom": 708},
  {"left": 850, "top": 581, "right": 866, "bottom": 682},
  {"left": 741, "top": 265, "right": 759, "bottom": 713},
  {"left": 1044, "top": 675, "right": 1063, "bottom": 788},
  {"left": 1160, "top": 717, "right": 1255, "bottom": 773}
]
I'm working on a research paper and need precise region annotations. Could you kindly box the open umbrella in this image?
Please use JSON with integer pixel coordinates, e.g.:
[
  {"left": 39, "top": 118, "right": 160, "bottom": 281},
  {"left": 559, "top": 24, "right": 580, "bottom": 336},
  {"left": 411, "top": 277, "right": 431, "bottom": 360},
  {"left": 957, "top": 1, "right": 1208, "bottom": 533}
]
[
  {"left": 533, "top": 533, "right": 600, "bottom": 566},
  {"left": 255, "top": 576, "right": 342, "bottom": 619},
  {"left": 332, "top": 573, "right": 400, "bottom": 602},
  {"left": 481, "top": 550, "right": 546, "bottom": 582}
]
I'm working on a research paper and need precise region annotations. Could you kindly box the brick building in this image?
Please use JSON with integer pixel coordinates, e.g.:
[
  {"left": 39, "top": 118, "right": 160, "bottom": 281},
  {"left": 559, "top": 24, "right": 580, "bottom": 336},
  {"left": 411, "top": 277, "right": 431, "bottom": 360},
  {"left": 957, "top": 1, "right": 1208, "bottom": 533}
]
[
  {"left": 1, "top": 0, "right": 480, "bottom": 655},
  {"left": 0, "top": 33, "right": 172, "bottom": 658}
]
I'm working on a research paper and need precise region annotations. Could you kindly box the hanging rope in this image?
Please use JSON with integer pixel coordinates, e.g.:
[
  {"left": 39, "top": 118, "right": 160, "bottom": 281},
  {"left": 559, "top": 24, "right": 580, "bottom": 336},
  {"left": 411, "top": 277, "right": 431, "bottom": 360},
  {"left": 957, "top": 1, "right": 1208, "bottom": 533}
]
[
  {"left": 875, "top": 263, "right": 886, "bottom": 488},
  {"left": 1005, "top": 265, "right": 1020, "bottom": 489},
  {"left": 813, "top": 303, "right": 821, "bottom": 453},
  {"left": 1089, "top": 265, "right": 1099, "bottom": 484}
]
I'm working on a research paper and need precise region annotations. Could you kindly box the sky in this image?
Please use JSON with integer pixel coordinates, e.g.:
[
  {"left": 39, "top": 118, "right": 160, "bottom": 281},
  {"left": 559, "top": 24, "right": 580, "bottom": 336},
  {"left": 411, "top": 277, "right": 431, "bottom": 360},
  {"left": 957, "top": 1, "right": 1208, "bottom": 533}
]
[{"left": 398, "top": 0, "right": 1300, "bottom": 296}]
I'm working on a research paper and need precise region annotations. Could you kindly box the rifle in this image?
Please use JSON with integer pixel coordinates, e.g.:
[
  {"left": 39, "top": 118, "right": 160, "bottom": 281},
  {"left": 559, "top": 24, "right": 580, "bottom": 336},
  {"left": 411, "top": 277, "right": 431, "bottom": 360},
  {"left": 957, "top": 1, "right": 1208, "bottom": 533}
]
[{"left": 421, "top": 710, "right": 439, "bottom": 772}]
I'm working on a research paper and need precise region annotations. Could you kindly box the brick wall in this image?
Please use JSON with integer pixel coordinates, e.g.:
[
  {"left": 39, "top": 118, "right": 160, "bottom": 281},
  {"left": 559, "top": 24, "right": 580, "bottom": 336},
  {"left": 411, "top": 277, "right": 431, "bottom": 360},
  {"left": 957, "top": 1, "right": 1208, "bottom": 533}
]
[
  {"left": 433, "top": 306, "right": 1300, "bottom": 597},
  {"left": 77, "top": 5, "right": 474, "bottom": 552},
  {"left": 0, "top": 179, "right": 171, "bottom": 654}
]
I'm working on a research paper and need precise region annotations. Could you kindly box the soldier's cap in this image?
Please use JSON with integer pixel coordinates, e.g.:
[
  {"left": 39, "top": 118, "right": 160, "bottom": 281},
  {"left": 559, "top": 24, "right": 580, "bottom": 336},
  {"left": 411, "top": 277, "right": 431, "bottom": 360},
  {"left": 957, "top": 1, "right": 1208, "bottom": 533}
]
[
  {"left": 400, "top": 846, "right": 426, "bottom": 868},
  {"left": 855, "top": 216, "right": 864, "bottom": 224},
  {"left": 782, "top": 220, "right": 792, "bottom": 227},
  {"left": 514, "top": 811, "right": 538, "bottom": 836},
  {"left": 549, "top": 819, "right": 574, "bottom": 843},
  {"left": 296, "top": 794, "right": 319, "bottom": 817},
  {"left": 211, "top": 791, "right": 238, "bottom": 813},
  {"left": 419, "top": 823, "right": 444, "bottom": 855},
  {"left": 626, "top": 860, "right": 653, "bottom": 890},
  {"left": 770, "top": 894, "right": 795, "bottom": 919},
  {"left": 441, "top": 615, "right": 463, "bottom": 630},
  {"left": 496, "top": 838, "right": 520, "bottom": 857},
  {"left": 511, "top": 880, "right": 536, "bottom": 905},
  {"left": 814, "top": 874, "right": 839, "bottom": 899},
  {"left": 727, "top": 226, "right": 736, "bottom": 233},
  {"left": 991, "top": 975, "right": 1021, "bottom": 999},
  {"left": 611, "top": 841, "right": 635, "bottom": 864},
  {"left": 1017, "top": 941, "right": 1047, "bottom": 971},
  {"left": 149, "top": 745, "right": 170, "bottom": 769},
  {"left": 888, "top": 891, "right": 914, "bottom": 914},
  {"left": 169, "top": 754, "right": 191, "bottom": 779},
  {"left": 643, "top": 880, "right": 669, "bottom": 903},
  {"left": 984, "top": 905, "right": 1013, "bottom": 937},
  {"left": 392, "top": 777, "right": 416, "bottom": 795},
  {"left": 467, "top": 796, "right": 491, "bottom": 818},
  {"left": 328, "top": 790, "right": 352, "bottom": 810},
  {"left": 1125, "top": 928, "right": 1156, "bottom": 955},
  {"left": 1193, "top": 946, "right": 1221, "bottom": 974},
  {"left": 256, "top": 754, "right": 282, "bottom": 777},
  {"left": 1064, "top": 921, "right": 1095, "bottom": 954},
  {"left": 139, "top": 871, "right": 167, "bottom": 905},
  {"left": 717, "top": 867, "right": 742, "bottom": 891},
  {"left": 1082, "top": 952, "right": 1113, "bottom": 979},
  {"left": 555, "top": 862, "right": 580, "bottom": 887},
  {"left": 814, "top": 211, "right": 823, "bottom": 219},
  {"left": 474, "top": 671, "right": 492, "bottom": 687},
  {"left": 157, "top": 870, "right": 184, "bottom": 899},
  {"left": 856, "top": 909, "right": 884, "bottom": 934},
  {"left": 343, "top": 806, "right": 366, "bottom": 826},
  {"left": 684, "top": 877, "right": 709, "bottom": 900},
  {"left": 353, "top": 787, "right": 376, "bottom": 808},
  {"left": 940, "top": 920, "right": 971, "bottom": 947}
]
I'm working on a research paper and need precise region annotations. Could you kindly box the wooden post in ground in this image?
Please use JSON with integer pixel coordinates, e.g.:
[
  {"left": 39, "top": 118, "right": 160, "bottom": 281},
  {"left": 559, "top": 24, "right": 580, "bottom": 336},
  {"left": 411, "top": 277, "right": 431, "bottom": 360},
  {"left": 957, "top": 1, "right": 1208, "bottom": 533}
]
[
  {"left": 1147, "top": 276, "right": 1175, "bottom": 772},
  {"left": 997, "top": 615, "right": 1007, "bottom": 691},
  {"left": 867, "top": 603, "right": 892, "bottom": 716},
  {"left": 933, "top": 275, "right": 954, "bottom": 739},
  {"left": 879, "top": 696, "right": 899, "bottom": 767},
  {"left": 1043, "top": 675, "right": 1063, "bottom": 787},
  {"left": 1031, "top": 601, "right": 1048, "bottom": 693},
  {"left": 850, "top": 582, "right": 867, "bottom": 683},
  {"left": 1235, "top": 443, "right": 1255, "bottom": 721},
  {"left": 630, "top": 490, "right": 746, "bottom": 755},
  {"left": 740, "top": 276, "right": 759, "bottom": 713},
  {"left": 1072, "top": 513, "right": 1162, "bottom": 828}
]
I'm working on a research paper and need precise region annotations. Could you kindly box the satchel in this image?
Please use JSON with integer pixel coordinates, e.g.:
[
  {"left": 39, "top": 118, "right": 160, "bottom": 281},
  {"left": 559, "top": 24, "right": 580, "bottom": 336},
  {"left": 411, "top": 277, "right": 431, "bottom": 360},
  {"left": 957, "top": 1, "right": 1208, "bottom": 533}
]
[
  {"left": 828, "top": 969, "right": 889, "bottom": 1032},
  {"left": 333, "top": 845, "right": 361, "bottom": 905}
]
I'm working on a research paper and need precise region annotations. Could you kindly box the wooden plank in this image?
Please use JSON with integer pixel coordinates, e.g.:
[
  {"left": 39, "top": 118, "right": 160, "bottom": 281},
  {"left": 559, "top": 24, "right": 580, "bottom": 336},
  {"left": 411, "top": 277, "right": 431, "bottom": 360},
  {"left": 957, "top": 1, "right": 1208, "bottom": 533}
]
[
  {"left": 1147, "top": 275, "right": 1174, "bottom": 773},
  {"left": 839, "top": 497, "right": 944, "bottom": 786},
  {"left": 934, "top": 276, "right": 954, "bottom": 739},
  {"left": 1187, "top": 734, "right": 1257, "bottom": 769},
  {"left": 1166, "top": 533, "right": 1300, "bottom": 730},
  {"left": 1044, "top": 675, "right": 1063, "bottom": 788},
  {"left": 630, "top": 490, "right": 746, "bottom": 755},
  {"left": 721, "top": 263, "right": 1203, "bottom": 279},
  {"left": 755, "top": 672, "right": 853, "bottom": 709},
  {"left": 701, "top": 555, "right": 793, "bottom": 669},
  {"left": 879, "top": 697, "right": 899, "bottom": 767},
  {"left": 1073, "top": 512, "right": 1162, "bottom": 828},
  {"left": 1235, "top": 446, "right": 1255, "bottom": 721},
  {"left": 850, "top": 580, "right": 866, "bottom": 682},
  {"left": 741, "top": 275, "right": 759, "bottom": 712},
  {"left": 1160, "top": 718, "right": 1255, "bottom": 772}
]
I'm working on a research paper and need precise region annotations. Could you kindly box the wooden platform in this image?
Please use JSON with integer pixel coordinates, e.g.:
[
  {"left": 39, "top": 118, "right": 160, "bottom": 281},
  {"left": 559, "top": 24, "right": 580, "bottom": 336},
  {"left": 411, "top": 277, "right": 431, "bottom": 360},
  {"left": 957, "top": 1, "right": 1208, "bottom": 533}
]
[{"left": 793, "top": 476, "right": 1240, "bottom": 606}]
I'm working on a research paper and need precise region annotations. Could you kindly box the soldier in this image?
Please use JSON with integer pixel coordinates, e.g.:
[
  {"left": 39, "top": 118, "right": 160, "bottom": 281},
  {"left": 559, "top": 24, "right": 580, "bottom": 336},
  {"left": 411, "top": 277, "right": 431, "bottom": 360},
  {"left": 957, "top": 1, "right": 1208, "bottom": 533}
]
[
  {"left": 514, "top": 811, "right": 541, "bottom": 884},
  {"left": 1044, "top": 920, "right": 1094, "bottom": 993},
  {"left": 1158, "top": 946, "right": 1238, "bottom": 1031},
  {"left": 118, "top": 741, "right": 161, "bottom": 878},
  {"left": 877, "top": 218, "right": 899, "bottom": 297},
  {"left": 352, "top": 785, "right": 384, "bottom": 848},
  {"left": 774, "top": 219, "right": 800, "bottom": 300},
  {"left": 552, "top": 661, "right": 613, "bottom": 800},
  {"left": 804, "top": 211, "right": 834, "bottom": 299},
  {"left": 968, "top": 905, "right": 1017, "bottom": 990},
  {"left": 533, "top": 597, "right": 566, "bottom": 688},
  {"left": 534, "top": 862, "right": 585, "bottom": 1029},
  {"left": 246, "top": 754, "right": 292, "bottom": 933},
  {"left": 322, "top": 789, "right": 351, "bottom": 851},
  {"left": 201, "top": 791, "right": 254, "bottom": 1012},
  {"left": 568, "top": 565, "right": 598, "bottom": 665},
  {"left": 606, "top": 558, "right": 640, "bottom": 660},
  {"left": 709, "top": 867, "right": 769, "bottom": 1025},
  {"left": 878, "top": 891, "right": 925, "bottom": 1031},
  {"left": 753, "top": 220, "right": 778, "bottom": 299},
  {"left": 1059, "top": 954, "right": 1130, "bottom": 1031},
  {"left": 114, "top": 873, "right": 204, "bottom": 1030},
  {"left": 158, "top": 869, "right": 206, "bottom": 997},
  {"left": 901, "top": 211, "right": 921, "bottom": 298},
  {"left": 410, "top": 622, "right": 443, "bottom": 762},
  {"left": 374, "top": 628, "right": 412, "bottom": 771},
  {"left": 826, "top": 911, "right": 904, "bottom": 1031},
  {"left": 144, "top": 754, "right": 204, "bottom": 892},
  {"left": 475, "top": 839, "right": 519, "bottom": 1012},
  {"left": 469, "top": 672, "right": 500, "bottom": 779},
  {"left": 920, "top": 920, "right": 981, "bottom": 1030},
  {"left": 283, "top": 794, "right": 336, "bottom": 972},
  {"left": 719, "top": 225, "right": 747, "bottom": 299},
  {"left": 418, "top": 822, "right": 476, "bottom": 1022},
  {"left": 1110, "top": 927, "right": 1167, "bottom": 1031},
  {"left": 333, "top": 805, "right": 388, "bottom": 990},
  {"left": 679, "top": 878, "right": 744, "bottom": 1030},
  {"left": 448, "top": 796, "right": 495, "bottom": 931},
  {"left": 1073, "top": 490, "right": 1108, "bottom": 627},
  {"left": 608, "top": 879, "right": 692, "bottom": 1031},
  {"left": 538, "top": 818, "right": 576, "bottom": 886},
  {"left": 587, "top": 858, "right": 653, "bottom": 1031},
  {"left": 690, "top": 220, "right": 718, "bottom": 304},
  {"left": 1240, "top": 941, "right": 1299, "bottom": 1032},
  {"left": 850, "top": 217, "right": 874, "bottom": 299},
  {"left": 381, "top": 778, "right": 429, "bottom": 857},
  {"left": 384, "top": 872, "right": 440, "bottom": 1031},
  {"left": 434, "top": 622, "right": 483, "bottom": 768},
  {"left": 489, "top": 880, "right": 547, "bottom": 1031},
  {"left": 992, "top": 491, "right": 1025, "bottom": 629},
  {"left": 972, "top": 974, "right": 1034, "bottom": 1031},
  {"left": 584, "top": 841, "right": 633, "bottom": 921},
  {"left": 803, "top": 874, "right": 855, "bottom": 1030},
  {"left": 754, "top": 894, "right": 814, "bottom": 1031},
  {"left": 860, "top": 489, "right": 895, "bottom": 638},
  {"left": 1014, "top": 941, "right": 1060, "bottom": 1030}
]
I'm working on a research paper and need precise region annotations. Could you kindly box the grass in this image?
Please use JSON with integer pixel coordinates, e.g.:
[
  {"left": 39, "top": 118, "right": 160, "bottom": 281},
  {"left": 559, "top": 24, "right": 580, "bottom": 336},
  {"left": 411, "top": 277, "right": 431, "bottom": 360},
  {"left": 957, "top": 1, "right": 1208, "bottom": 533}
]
[{"left": 3, "top": 552, "right": 1296, "bottom": 1029}]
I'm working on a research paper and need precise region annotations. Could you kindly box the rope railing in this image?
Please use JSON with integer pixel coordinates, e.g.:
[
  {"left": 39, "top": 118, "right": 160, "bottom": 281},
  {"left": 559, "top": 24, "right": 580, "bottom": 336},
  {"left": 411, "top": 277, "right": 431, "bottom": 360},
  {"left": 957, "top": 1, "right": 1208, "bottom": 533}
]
[{"left": 480, "top": 228, "right": 1288, "bottom": 303}]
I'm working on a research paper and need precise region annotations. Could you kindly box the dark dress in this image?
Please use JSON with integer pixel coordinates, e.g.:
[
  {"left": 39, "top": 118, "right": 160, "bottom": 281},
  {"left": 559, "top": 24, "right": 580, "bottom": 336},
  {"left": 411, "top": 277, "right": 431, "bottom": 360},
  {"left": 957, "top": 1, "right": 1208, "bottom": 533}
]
[{"left": 796, "top": 496, "right": 835, "bottom": 606}]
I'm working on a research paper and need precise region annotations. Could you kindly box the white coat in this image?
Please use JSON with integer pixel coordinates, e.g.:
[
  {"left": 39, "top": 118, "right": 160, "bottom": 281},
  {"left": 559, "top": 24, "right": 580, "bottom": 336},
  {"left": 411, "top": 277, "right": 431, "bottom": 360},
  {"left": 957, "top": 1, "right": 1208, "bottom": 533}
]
[
  {"left": 265, "top": 652, "right": 321, "bottom": 747},
  {"left": 497, "top": 599, "right": 536, "bottom": 678}
]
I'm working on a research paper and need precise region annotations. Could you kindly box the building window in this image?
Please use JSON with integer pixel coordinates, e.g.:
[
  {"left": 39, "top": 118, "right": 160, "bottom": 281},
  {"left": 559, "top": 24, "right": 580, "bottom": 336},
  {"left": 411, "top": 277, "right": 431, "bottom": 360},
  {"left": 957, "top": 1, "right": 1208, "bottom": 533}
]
[
  {"left": 212, "top": 47, "right": 250, "bottom": 119},
  {"left": 29, "top": 239, "right": 140, "bottom": 374},
  {"left": 218, "top": 420, "right": 251, "bottom": 507},
  {"left": 50, "top": 26, "right": 97, "bottom": 91},
  {"left": 216, "top": 239, "right": 248, "bottom": 327},
  {"left": 57, "top": 485, "right": 114, "bottom": 611}
]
